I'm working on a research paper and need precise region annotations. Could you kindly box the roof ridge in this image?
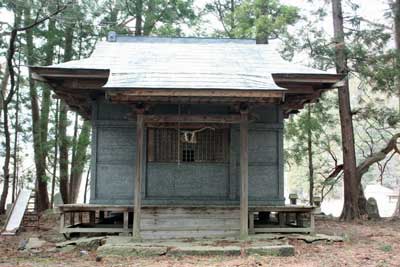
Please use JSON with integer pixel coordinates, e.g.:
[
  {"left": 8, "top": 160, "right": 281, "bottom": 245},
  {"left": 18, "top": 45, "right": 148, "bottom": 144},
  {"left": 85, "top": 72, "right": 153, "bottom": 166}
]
[{"left": 107, "top": 34, "right": 256, "bottom": 44}]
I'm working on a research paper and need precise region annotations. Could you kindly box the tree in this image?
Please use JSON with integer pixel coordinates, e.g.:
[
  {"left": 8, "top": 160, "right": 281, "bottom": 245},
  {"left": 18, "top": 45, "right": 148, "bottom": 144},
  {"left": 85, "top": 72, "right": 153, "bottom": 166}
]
[
  {"left": 0, "top": 5, "right": 22, "bottom": 214},
  {"left": 331, "top": 0, "right": 360, "bottom": 220},
  {"left": 69, "top": 121, "right": 91, "bottom": 203},
  {"left": 285, "top": 95, "right": 341, "bottom": 204},
  {"left": 391, "top": 0, "right": 400, "bottom": 218},
  {"left": 205, "top": 0, "right": 298, "bottom": 41},
  {"left": 58, "top": 19, "right": 73, "bottom": 204},
  {"left": 121, "top": 0, "right": 198, "bottom": 36},
  {"left": 1, "top": 0, "right": 68, "bottom": 213}
]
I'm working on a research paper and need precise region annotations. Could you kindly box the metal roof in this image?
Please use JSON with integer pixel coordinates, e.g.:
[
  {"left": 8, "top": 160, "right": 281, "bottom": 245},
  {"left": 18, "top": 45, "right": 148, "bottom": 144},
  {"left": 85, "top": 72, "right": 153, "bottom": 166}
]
[{"left": 43, "top": 37, "right": 332, "bottom": 91}]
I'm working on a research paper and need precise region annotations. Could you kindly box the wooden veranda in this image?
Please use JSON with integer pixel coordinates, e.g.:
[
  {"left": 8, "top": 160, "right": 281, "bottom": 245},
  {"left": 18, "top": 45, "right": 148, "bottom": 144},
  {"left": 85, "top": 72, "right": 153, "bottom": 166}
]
[{"left": 58, "top": 204, "right": 315, "bottom": 237}]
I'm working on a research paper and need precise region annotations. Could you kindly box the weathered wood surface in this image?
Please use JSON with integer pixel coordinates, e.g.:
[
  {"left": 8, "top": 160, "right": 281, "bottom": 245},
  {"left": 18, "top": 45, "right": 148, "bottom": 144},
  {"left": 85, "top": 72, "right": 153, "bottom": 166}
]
[
  {"left": 107, "top": 96, "right": 282, "bottom": 104},
  {"left": 58, "top": 204, "right": 314, "bottom": 212},
  {"left": 143, "top": 114, "right": 242, "bottom": 124},
  {"left": 254, "top": 227, "right": 314, "bottom": 234},
  {"left": 133, "top": 110, "right": 144, "bottom": 240},
  {"left": 108, "top": 89, "right": 284, "bottom": 99},
  {"left": 240, "top": 108, "right": 249, "bottom": 239},
  {"left": 91, "top": 102, "right": 284, "bottom": 205},
  {"left": 59, "top": 205, "right": 315, "bottom": 236},
  {"left": 249, "top": 206, "right": 315, "bottom": 212},
  {"left": 60, "top": 207, "right": 241, "bottom": 238},
  {"left": 140, "top": 207, "right": 240, "bottom": 239}
]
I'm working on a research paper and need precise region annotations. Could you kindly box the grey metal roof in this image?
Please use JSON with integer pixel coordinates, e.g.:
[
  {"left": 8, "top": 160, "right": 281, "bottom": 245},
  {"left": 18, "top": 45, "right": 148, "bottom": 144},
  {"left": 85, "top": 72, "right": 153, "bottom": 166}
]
[{"left": 44, "top": 37, "right": 331, "bottom": 91}]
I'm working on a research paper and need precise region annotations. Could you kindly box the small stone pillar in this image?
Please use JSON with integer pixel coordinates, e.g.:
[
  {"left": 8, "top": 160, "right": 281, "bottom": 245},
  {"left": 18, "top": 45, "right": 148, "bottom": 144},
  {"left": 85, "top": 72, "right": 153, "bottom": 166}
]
[
  {"left": 289, "top": 194, "right": 298, "bottom": 205},
  {"left": 313, "top": 196, "right": 321, "bottom": 207},
  {"left": 313, "top": 196, "right": 322, "bottom": 214}
]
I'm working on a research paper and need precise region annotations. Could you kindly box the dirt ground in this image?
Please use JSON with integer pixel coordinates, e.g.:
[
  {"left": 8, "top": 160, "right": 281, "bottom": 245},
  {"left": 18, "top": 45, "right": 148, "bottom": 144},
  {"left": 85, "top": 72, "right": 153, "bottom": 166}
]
[{"left": 1, "top": 215, "right": 400, "bottom": 267}]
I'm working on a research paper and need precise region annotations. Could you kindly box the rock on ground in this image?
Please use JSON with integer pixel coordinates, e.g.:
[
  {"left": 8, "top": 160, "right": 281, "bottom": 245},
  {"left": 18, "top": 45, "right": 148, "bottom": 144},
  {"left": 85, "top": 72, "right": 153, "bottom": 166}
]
[{"left": 25, "top": 237, "right": 47, "bottom": 250}]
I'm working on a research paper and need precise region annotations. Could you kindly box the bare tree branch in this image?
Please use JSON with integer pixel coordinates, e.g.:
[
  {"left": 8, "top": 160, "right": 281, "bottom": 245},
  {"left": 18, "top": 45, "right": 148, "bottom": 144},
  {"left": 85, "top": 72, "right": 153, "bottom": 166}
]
[
  {"left": 357, "top": 133, "right": 400, "bottom": 179},
  {"left": 4, "top": 3, "right": 71, "bottom": 105}
]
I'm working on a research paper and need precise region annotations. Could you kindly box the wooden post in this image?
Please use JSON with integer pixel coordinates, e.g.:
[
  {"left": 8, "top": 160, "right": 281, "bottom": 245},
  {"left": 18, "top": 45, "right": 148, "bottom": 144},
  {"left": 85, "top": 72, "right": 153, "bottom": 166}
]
[
  {"left": 249, "top": 212, "right": 255, "bottom": 234},
  {"left": 133, "top": 108, "right": 145, "bottom": 241},
  {"left": 89, "top": 211, "right": 96, "bottom": 225},
  {"left": 70, "top": 212, "right": 75, "bottom": 226},
  {"left": 123, "top": 211, "right": 129, "bottom": 231},
  {"left": 310, "top": 212, "right": 315, "bottom": 235},
  {"left": 296, "top": 213, "right": 304, "bottom": 227},
  {"left": 279, "top": 212, "right": 286, "bottom": 227},
  {"left": 99, "top": 211, "right": 104, "bottom": 221},
  {"left": 240, "top": 108, "right": 249, "bottom": 239},
  {"left": 60, "top": 212, "right": 65, "bottom": 232}
]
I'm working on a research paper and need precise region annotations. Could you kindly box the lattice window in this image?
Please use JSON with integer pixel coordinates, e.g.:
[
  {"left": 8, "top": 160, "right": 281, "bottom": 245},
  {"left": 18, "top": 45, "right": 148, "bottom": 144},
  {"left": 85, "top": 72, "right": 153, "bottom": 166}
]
[{"left": 147, "top": 127, "right": 229, "bottom": 163}]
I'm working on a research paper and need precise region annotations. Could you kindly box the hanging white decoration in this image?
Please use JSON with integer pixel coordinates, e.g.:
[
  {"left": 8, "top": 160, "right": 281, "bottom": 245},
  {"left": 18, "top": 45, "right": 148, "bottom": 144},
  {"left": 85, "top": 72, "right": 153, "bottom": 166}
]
[{"left": 179, "top": 127, "right": 215, "bottom": 144}]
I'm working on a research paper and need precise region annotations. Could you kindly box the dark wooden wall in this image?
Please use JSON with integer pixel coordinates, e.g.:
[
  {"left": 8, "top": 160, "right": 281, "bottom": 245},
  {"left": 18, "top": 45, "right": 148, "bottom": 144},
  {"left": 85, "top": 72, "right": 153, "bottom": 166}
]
[{"left": 90, "top": 98, "right": 284, "bottom": 205}]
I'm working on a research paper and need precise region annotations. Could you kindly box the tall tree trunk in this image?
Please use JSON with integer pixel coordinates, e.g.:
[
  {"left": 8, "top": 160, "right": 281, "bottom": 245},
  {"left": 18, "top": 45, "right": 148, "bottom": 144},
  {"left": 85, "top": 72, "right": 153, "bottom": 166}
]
[
  {"left": 135, "top": 0, "right": 143, "bottom": 36},
  {"left": 0, "top": 65, "right": 9, "bottom": 121},
  {"left": 59, "top": 24, "right": 74, "bottom": 204},
  {"left": 69, "top": 121, "right": 91, "bottom": 203},
  {"left": 307, "top": 104, "right": 314, "bottom": 205},
  {"left": 34, "top": 15, "right": 56, "bottom": 212},
  {"left": 25, "top": 8, "right": 49, "bottom": 212},
  {"left": 69, "top": 113, "right": 79, "bottom": 203},
  {"left": 255, "top": 1, "right": 269, "bottom": 44},
  {"left": 392, "top": 0, "right": 400, "bottom": 219},
  {"left": 230, "top": 0, "right": 235, "bottom": 31},
  {"left": 50, "top": 100, "right": 59, "bottom": 208},
  {"left": 0, "top": 102, "right": 11, "bottom": 214},
  {"left": 83, "top": 166, "right": 90, "bottom": 204},
  {"left": 331, "top": 0, "right": 360, "bottom": 220},
  {"left": 0, "top": 7, "right": 22, "bottom": 213},
  {"left": 12, "top": 62, "right": 21, "bottom": 203},
  {"left": 58, "top": 101, "right": 69, "bottom": 203}
]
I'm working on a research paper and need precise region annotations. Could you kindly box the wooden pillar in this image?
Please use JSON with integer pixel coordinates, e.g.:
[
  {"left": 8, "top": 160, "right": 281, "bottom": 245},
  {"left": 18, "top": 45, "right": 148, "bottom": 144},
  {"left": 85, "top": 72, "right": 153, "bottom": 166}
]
[
  {"left": 240, "top": 108, "right": 249, "bottom": 239},
  {"left": 60, "top": 212, "right": 65, "bottom": 232},
  {"left": 133, "top": 108, "right": 144, "bottom": 241},
  {"left": 89, "top": 211, "right": 96, "bottom": 225},
  {"left": 99, "top": 211, "right": 105, "bottom": 221},
  {"left": 123, "top": 211, "right": 129, "bottom": 231},
  {"left": 248, "top": 212, "right": 255, "bottom": 234},
  {"left": 279, "top": 212, "right": 286, "bottom": 227},
  {"left": 310, "top": 212, "right": 315, "bottom": 235}
]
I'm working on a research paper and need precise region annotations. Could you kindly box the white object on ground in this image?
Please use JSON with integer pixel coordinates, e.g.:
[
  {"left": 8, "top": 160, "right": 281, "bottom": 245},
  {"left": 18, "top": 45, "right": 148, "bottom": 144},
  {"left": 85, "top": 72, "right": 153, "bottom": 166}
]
[{"left": 1, "top": 189, "right": 32, "bottom": 235}]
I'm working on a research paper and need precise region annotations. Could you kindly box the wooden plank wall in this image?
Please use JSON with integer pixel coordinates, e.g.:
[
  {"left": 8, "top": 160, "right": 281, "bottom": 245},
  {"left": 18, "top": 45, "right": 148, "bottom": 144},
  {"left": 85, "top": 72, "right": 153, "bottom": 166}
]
[
  {"left": 140, "top": 207, "right": 240, "bottom": 239},
  {"left": 90, "top": 99, "right": 285, "bottom": 205}
]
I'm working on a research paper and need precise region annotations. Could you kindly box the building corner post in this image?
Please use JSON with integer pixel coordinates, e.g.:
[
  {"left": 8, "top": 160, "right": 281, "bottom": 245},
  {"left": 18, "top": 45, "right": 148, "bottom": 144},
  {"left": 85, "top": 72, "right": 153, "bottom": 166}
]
[
  {"left": 133, "top": 107, "right": 145, "bottom": 241},
  {"left": 239, "top": 107, "right": 249, "bottom": 240}
]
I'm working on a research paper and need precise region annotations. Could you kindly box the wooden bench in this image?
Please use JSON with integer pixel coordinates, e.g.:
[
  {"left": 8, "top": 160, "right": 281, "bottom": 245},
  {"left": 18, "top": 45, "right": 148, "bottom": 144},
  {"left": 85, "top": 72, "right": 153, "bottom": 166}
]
[
  {"left": 249, "top": 205, "right": 315, "bottom": 234},
  {"left": 58, "top": 204, "right": 133, "bottom": 234}
]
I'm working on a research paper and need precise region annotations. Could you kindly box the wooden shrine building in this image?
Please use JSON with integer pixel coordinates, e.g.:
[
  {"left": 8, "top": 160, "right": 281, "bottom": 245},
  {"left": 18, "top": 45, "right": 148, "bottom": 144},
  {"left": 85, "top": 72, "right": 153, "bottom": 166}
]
[{"left": 30, "top": 34, "right": 342, "bottom": 239}]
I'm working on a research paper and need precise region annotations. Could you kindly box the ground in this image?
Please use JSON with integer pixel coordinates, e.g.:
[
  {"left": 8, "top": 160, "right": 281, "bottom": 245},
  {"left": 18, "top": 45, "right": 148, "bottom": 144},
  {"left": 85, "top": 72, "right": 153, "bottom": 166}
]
[{"left": 1, "top": 214, "right": 400, "bottom": 267}]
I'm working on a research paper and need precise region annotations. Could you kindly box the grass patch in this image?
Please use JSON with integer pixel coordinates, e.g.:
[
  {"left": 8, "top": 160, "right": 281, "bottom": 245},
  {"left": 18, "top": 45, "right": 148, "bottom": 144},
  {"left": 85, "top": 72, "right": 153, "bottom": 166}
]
[{"left": 379, "top": 244, "right": 392, "bottom": 253}]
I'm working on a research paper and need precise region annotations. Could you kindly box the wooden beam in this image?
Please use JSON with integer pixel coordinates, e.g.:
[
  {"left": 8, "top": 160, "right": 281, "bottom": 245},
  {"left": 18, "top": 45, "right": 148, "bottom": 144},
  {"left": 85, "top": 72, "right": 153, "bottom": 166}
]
[
  {"left": 133, "top": 108, "right": 145, "bottom": 241},
  {"left": 254, "top": 227, "right": 314, "bottom": 233},
  {"left": 108, "top": 95, "right": 282, "bottom": 104},
  {"left": 146, "top": 122, "right": 230, "bottom": 129},
  {"left": 143, "top": 114, "right": 242, "bottom": 124},
  {"left": 239, "top": 107, "right": 249, "bottom": 240},
  {"left": 30, "top": 67, "right": 109, "bottom": 79},
  {"left": 60, "top": 78, "right": 108, "bottom": 89},
  {"left": 108, "top": 89, "right": 285, "bottom": 99},
  {"left": 272, "top": 73, "right": 343, "bottom": 83}
]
